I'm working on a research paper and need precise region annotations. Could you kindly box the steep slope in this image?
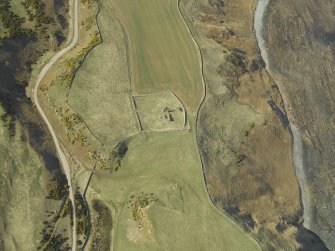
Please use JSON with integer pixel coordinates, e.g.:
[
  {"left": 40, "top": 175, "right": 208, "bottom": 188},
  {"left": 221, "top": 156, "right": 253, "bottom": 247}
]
[
  {"left": 264, "top": 0, "right": 335, "bottom": 249},
  {"left": 0, "top": 109, "right": 48, "bottom": 250},
  {"left": 0, "top": 0, "right": 72, "bottom": 249},
  {"left": 180, "top": 0, "right": 329, "bottom": 249}
]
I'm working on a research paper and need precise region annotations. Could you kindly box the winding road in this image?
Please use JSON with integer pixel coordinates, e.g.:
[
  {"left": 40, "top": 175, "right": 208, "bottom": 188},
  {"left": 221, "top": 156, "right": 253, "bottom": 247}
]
[{"left": 33, "top": 0, "right": 79, "bottom": 249}]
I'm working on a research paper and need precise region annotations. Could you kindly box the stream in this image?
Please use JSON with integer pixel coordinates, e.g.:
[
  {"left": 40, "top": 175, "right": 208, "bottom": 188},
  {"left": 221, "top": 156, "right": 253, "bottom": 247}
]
[{"left": 254, "top": 0, "right": 311, "bottom": 229}]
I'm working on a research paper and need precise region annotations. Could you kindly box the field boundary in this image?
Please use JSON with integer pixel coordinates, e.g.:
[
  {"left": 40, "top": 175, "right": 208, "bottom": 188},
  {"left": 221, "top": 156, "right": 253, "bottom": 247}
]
[
  {"left": 66, "top": 0, "right": 102, "bottom": 104},
  {"left": 109, "top": 3, "right": 141, "bottom": 133},
  {"left": 132, "top": 91, "right": 189, "bottom": 132},
  {"left": 110, "top": 0, "right": 203, "bottom": 111},
  {"left": 66, "top": 0, "right": 140, "bottom": 147},
  {"left": 176, "top": 0, "right": 206, "bottom": 112},
  {"left": 178, "top": 0, "right": 263, "bottom": 249}
]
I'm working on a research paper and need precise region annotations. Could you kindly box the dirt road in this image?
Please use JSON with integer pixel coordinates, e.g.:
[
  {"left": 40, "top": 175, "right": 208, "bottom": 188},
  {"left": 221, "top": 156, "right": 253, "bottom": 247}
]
[{"left": 33, "top": 0, "right": 79, "bottom": 249}]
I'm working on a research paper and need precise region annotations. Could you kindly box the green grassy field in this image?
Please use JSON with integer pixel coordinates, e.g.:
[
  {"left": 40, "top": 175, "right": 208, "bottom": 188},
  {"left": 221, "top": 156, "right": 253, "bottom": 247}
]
[
  {"left": 112, "top": 0, "right": 203, "bottom": 111},
  {"left": 133, "top": 93, "right": 186, "bottom": 131},
  {"left": 90, "top": 128, "right": 260, "bottom": 250},
  {"left": 65, "top": 0, "right": 261, "bottom": 249},
  {"left": 68, "top": 0, "right": 138, "bottom": 146}
]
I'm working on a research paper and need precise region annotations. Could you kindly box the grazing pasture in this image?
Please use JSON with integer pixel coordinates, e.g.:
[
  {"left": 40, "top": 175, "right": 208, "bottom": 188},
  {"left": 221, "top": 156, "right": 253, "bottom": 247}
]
[
  {"left": 133, "top": 92, "right": 187, "bottom": 132},
  {"left": 68, "top": 0, "right": 139, "bottom": 146},
  {"left": 90, "top": 131, "right": 261, "bottom": 251},
  {"left": 63, "top": 0, "right": 260, "bottom": 250}
]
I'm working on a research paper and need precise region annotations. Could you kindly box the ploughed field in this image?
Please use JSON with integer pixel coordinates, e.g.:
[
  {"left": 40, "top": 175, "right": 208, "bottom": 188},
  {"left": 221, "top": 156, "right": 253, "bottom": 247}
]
[{"left": 111, "top": 0, "right": 203, "bottom": 111}]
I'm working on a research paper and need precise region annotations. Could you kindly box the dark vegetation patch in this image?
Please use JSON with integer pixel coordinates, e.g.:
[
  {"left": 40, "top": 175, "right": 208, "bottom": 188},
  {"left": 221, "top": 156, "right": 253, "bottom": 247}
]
[
  {"left": 38, "top": 233, "right": 71, "bottom": 251},
  {"left": 295, "top": 226, "right": 330, "bottom": 251},
  {"left": 207, "top": 0, "right": 225, "bottom": 14},
  {"left": 196, "top": 4, "right": 267, "bottom": 94},
  {"left": 0, "top": 0, "right": 69, "bottom": 176},
  {"left": 109, "top": 140, "right": 129, "bottom": 171},
  {"left": 224, "top": 206, "right": 256, "bottom": 230},
  {"left": 0, "top": 0, "right": 72, "bottom": 249},
  {"left": 219, "top": 203, "right": 302, "bottom": 250},
  {"left": 0, "top": 104, "right": 14, "bottom": 132},
  {"left": 91, "top": 200, "right": 112, "bottom": 251},
  {"left": 54, "top": 0, "right": 68, "bottom": 28},
  {"left": 250, "top": 57, "right": 265, "bottom": 72},
  {"left": 0, "top": 3, "right": 70, "bottom": 236},
  {"left": 126, "top": 192, "right": 156, "bottom": 227},
  {"left": 218, "top": 48, "right": 247, "bottom": 77},
  {"left": 54, "top": 32, "right": 101, "bottom": 89},
  {"left": 60, "top": 199, "right": 71, "bottom": 218},
  {"left": 46, "top": 174, "right": 69, "bottom": 200},
  {"left": 38, "top": 197, "right": 71, "bottom": 250},
  {"left": 22, "top": 0, "right": 53, "bottom": 26},
  {"left": 92, "top": 140, "right": 130, "bottom": 171},
  {"left": 209, "top": 0, "right": 224, "bottom": 8},
  {"left": 75, "top": 193, "right": 90, "bottom": 241},
  {"left": 0, "top": 1, "right": 35, "bottom": 41},
  {"left": 267, "top": 100, "right": 290, "bottom": 128}
]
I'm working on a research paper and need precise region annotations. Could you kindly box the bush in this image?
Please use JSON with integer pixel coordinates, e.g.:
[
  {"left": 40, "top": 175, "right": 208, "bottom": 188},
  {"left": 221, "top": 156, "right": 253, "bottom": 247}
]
[
  {"left": 75, "top": 193, "right": 90, "bottom": 236},
  {"left": 46, "top": 174, "right": 69, "bottom": 200},
  {"left": 0, "top": 0, "right": 37, "bottom": 41},
  {"left": 22, "top": 0, "right": 53, "bottom": 26}
]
